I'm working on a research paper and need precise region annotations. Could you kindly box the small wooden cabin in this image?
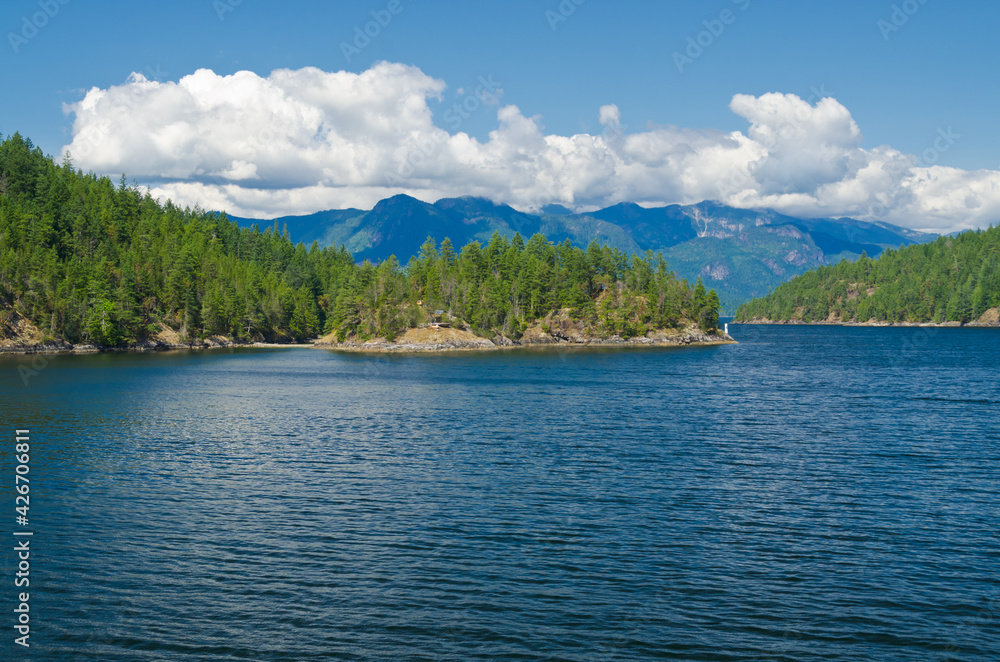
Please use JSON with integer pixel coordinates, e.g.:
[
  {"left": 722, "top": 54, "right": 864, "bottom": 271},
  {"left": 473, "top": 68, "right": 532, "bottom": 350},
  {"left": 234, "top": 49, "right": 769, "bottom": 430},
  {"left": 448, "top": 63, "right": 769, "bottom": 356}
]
[{"left": 429, "top": 309, "right": 450, "bottom": 329}]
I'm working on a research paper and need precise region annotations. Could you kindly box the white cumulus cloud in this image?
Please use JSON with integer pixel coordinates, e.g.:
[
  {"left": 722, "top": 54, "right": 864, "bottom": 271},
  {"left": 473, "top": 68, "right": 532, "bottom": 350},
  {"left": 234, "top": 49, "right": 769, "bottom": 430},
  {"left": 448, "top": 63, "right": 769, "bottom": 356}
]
[{"left": 63, "top": 63, "right": 1000, "bottom": 233}]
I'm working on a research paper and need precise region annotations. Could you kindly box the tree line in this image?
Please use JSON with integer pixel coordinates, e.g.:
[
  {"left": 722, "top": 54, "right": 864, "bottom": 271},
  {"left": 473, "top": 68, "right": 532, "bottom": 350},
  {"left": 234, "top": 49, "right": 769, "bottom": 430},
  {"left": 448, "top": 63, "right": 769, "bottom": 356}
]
[
  {"left": 0, "top": 132, "right": 719, "bottom": 347},
  {"left": 330, "top": 234, "right": 720, "bottom": 341},
  {"left": 736, "top": 226, "right": 1000, "bottom": 324}
]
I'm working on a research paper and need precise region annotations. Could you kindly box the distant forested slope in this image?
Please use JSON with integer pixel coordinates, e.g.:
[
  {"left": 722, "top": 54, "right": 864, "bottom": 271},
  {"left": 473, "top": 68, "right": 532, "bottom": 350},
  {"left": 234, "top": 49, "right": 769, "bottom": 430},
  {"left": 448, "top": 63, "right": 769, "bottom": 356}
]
[{"left": 736, "top": 226, "right": 1000, "bottom": 324}]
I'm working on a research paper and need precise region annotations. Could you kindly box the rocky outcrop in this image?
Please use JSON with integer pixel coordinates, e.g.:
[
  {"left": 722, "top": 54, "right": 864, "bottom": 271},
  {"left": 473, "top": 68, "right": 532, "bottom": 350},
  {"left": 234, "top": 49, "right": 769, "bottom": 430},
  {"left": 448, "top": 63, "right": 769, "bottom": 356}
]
[
  {"left": 318, "top": 313, "right": 735, "bottom": 353},
  {"left": 315, "top": 327, "right": 497, "bottom": 352},
  {"left": 519, "top": 326, "right": 558, "bottom": 345},
  {"left": 535, "top": 310, "right": 592, "bottom": 344},
  {"left": 700, "top": 263, "right": 731, "bottom": 280},
  {"left": 122, "top": 333, "right": 245, "bottom": 352},
  {"left": 0, "top": 308, "right": 71, "bottom": 353},
  {"left": 520, "top": 310, "right": 732, "bottom": 347},
  {"left": 968, "top": 307, "right": 1000, "bottom": 327},
  {"left": 0, "top": 313, "right": 302, "bottom": 354}
]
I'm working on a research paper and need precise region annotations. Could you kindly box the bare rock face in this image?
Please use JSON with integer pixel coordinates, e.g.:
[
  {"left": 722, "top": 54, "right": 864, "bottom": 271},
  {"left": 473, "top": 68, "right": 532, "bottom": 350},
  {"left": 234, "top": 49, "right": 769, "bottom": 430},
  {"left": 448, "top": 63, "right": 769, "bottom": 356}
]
[
  {"left": 0, "top": 307, "right": 72, "bottom": 353},
  {"left": 763, "top": 258, "right": 785, "bottom": 276},
  {"left": 152, "top": 323, "right": 183, "bottom": 346},
  {"left": 0, "top": 307, "right": 42, "bottom": 346},
  {"left": 519, "top": 326, "right": 557, "bottom": 344},
  {"left": 542, "top": 309, "right": 591, "bottom": 343},
  {"left": 126, "top": 333, "right": 239, "bottom": 352},
  {"left": 768, "top": 225, "right": 803, "bottom": 239},
  {"left": 321, "top": 326, "right": 498, "bottom": 352},
  {"left": 969, "top": 307, "right": 1000, "bottom": 327},
  {"left": 784, "top": 250, "right": 807, "bottom": 266},
  {"left": 700, "top": 263, "right": 731, "bottom": 280},
  {"left": 646, "top": 324, "right": 731, "bottom": 345},
  {"left": 492, "top": 335, "right": 515, "bottom": 347},
  {"left": 203, "top": 336, "right": 235, "bottom": 348}
]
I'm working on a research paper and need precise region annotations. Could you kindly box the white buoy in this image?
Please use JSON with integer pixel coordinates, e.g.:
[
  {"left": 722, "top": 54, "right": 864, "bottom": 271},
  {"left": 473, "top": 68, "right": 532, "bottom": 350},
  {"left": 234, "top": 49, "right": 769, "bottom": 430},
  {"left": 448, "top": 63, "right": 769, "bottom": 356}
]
[{"left": 724, "top": 323, "right": 729, "bottom": 335}]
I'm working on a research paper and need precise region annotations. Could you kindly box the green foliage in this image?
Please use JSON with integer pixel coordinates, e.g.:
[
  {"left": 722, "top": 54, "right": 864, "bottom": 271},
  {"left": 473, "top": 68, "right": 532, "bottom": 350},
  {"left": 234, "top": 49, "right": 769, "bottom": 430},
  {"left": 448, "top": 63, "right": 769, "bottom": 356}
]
[
  {"left": 347, "top": 234, "right": 713, "bottom": 341},
  {"left": 0, "top": 132, "right": 351, "bottom": 345},
  {"left": 736, "top": 229, "right": 1000, "bottom": 324},
  {"left": 0, "top": 133, "right": 718, "bottom": 346},
  {"left": 700, "top": 289, "right": 721, "bottom": 332}
]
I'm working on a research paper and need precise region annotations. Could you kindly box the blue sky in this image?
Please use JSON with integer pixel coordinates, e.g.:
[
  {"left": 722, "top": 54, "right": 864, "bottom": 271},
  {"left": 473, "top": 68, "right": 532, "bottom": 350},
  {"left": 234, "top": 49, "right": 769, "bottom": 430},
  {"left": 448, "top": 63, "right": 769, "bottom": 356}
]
[{"left": 1, "top": 0, "right": 997, "bottom": 231}]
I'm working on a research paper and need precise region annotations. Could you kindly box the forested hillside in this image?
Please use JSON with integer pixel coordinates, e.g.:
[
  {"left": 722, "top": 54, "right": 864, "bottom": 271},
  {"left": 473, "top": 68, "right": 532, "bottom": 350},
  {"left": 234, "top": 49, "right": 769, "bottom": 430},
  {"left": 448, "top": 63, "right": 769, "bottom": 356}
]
[
  {"left": 0, "top": 133, "right": 719, "bottom": 348},
  {"left": 736, "top": 226, "right": 1000, "bottom": 324},
  {"left": 334, "top": 234, "right": 721, "bottom": 343}
]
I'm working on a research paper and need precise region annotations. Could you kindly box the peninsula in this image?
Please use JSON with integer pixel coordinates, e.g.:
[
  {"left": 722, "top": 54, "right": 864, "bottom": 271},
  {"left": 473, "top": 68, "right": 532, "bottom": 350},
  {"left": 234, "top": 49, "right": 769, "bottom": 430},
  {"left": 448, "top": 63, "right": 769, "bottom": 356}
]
[{"left": 0, "top": 133, "right": 728, "bottom": 354}]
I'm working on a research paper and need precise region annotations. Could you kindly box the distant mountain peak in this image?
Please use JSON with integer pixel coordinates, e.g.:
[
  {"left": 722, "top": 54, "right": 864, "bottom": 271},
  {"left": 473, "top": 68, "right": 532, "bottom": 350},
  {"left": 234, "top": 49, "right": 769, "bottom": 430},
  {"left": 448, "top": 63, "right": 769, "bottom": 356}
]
[
  {"left": 541, "top": 204, "right": 574, "bottom": 216},
  {"left": 372, "top": 193, "right": 428, "bottom": 210}
]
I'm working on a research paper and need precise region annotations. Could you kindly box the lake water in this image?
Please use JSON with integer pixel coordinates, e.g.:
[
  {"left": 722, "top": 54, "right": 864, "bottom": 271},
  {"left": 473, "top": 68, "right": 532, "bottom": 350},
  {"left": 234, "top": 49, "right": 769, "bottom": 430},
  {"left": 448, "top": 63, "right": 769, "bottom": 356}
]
[{"left": 2, "top": 325, "right": 999, "bottom": 661}]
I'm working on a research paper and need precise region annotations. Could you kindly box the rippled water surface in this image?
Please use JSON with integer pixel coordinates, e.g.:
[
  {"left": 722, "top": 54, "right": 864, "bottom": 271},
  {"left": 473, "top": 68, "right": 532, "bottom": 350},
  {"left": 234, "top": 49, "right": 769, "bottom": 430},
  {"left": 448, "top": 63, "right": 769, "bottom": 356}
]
[{"left": 2, "top": 325, "right": 999, "bottom": 661}]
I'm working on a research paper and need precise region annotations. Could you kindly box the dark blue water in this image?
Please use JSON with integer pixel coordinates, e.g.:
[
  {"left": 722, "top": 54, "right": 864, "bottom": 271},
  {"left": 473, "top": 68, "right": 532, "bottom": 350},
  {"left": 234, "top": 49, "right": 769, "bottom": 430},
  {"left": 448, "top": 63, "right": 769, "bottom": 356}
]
[{"left": 2, "top": 325, "right": 999, "bottom": 661}]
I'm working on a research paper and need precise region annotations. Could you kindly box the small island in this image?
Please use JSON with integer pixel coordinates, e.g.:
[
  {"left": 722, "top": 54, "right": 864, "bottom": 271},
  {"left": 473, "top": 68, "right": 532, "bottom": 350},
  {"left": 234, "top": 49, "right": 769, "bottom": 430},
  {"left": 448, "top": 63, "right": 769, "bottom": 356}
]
[
  {"left": 315, "top": 308, "right": 732, "bottom": 353},
  {"left": 311, "top": 231, "right": 733, "bottom": 352}
]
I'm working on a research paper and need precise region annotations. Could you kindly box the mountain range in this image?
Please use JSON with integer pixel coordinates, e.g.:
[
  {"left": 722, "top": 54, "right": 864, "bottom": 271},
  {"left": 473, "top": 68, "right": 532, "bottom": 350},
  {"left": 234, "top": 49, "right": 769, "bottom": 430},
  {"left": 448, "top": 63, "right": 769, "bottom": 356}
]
[{"left": 229, "top": 196, "right": 938, "bottom": 313}]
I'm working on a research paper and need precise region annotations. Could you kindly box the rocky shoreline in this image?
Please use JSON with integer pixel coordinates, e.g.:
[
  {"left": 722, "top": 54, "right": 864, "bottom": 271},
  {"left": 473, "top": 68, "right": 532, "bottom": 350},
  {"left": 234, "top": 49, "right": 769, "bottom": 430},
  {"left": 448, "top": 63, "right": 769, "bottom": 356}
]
[
  {"left": 736, "top": 319, "right": 999, "bottom": 328},
  {"left": 0, "top": 337, "right": 316, "bottom": 355},
  {"left": 0, "top": 310, "right": 316, "bottom": 355},
  {"left": 1, "top": 333, "right": 735, "bottom": 356},
  {"left": 736, "top": 307, "right": 1000, "bottom": 328},
  {"left": 1, "top": 307, "right": 735, "bottom": 356},
  {"left": 316, "top": 323, "right": 735, "bottom": 353}
]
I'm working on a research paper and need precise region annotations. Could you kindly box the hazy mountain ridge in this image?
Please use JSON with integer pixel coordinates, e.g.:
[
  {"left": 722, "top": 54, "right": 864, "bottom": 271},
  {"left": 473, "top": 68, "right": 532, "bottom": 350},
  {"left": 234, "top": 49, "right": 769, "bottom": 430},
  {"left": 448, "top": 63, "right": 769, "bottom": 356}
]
[{"left": 229, "top": 196, "right": 939, "bottom": 312}]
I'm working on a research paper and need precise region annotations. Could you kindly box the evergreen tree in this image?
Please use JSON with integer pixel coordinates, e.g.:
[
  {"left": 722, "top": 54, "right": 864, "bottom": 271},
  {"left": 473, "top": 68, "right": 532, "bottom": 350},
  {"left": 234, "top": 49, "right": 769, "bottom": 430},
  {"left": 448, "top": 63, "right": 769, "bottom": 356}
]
[{"left": 700, "top": 290, "right": 721, "bottom": 331}]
